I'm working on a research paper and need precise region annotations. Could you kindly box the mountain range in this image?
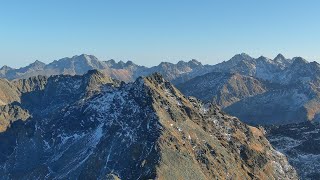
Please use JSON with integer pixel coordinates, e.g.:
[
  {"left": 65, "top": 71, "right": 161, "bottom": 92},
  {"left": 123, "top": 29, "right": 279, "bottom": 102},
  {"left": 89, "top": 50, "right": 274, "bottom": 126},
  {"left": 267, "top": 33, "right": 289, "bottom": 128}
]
[
  {"left": 0, "top": 71, "right": 297, "bottom": 179},
  {"left": 1, "top": 53, "right": 320, "bottom": 179},
  {"left": 2, "top": 53, "right": 320, "bottom": 125},
  {"left": 0, "top": 54, "right": 212, "bottom": 84},
  {"left": 177, "top": 54, "right": 320, "bottom": 125}
]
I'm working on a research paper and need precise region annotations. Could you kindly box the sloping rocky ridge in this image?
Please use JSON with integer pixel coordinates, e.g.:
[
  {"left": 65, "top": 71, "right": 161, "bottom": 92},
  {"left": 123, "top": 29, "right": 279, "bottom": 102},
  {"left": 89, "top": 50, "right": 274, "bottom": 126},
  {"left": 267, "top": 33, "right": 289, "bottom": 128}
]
[
  {"left": 0, "top": 72, "right": 297, "bottom": 179},
  {"left": 267, "top": 122, "right": 320, "bottom": 180},
  {"left": 177, "top": 72, "right": 269, "bottom": 108},
  {"left": 224, "top": 83, "right": 319, "bottom": 125}
]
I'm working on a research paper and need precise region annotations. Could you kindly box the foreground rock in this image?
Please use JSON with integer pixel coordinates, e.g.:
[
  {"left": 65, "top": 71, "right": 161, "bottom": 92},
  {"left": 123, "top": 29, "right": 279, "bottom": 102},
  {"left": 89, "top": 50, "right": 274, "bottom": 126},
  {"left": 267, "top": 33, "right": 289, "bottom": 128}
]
[{"left": 0, "top": 72, "right": 297, "bottom": 179}]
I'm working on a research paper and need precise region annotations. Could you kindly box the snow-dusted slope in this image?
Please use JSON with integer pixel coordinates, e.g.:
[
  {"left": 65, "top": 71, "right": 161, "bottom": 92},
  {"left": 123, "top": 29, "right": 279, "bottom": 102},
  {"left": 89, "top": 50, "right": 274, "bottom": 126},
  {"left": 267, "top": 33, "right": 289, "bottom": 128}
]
[{"left": 267, "top": 122, "right": 320, "bottom": 180}]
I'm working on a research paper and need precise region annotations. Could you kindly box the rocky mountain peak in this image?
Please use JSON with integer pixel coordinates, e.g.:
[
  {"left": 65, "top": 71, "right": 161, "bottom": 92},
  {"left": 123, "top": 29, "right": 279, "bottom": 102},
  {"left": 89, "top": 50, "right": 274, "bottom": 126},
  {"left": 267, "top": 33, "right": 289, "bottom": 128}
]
[
  {"left": 0, "top": 65, "right": 13, "bottom": 71},
  {"left": 0, "top": 65, "right": 14, "bottom": 77},
  {"left": 272, "top": 53, "right": 294, "bottom": 68},
  {"left": 230, "top": 53, "right": 253, "bottom": 62},
  {"left": 105, "top": 59, "right": 122, "bottom": 68},
  {"left": 292, "top": 57, "right": 308, "bottom": 66},
  {"left": 125, "top": 60, "right": 135, "bottom": 66},
  {"left": 189, "top": 59, "right": 201, "bottom": 64},
  {"left": 105, "top": 59, "right": 116, "bottom": 65},
  {"left": 77, "top": 54, "right": 97, "bottom": 60},
  {"left": 27, "top": 60, "right": 46, "bottom": 69},
  {"left": 118, "top": 60, "right": 125, "bottom": 66},
  {"left": 63, "top": 54, "right": 97, "bottom": 65},
  {"left": 159, "top": 61, "right": 172, "bottom": 67},
  {"left": 257, "top": 55, "right": 269, "bottom": 60},
  {"left": 274, "top": 53, "right": 286, "bottom": 61},
  {"left": 256, "top": 56, "right": 271, "bottom": 63},
  {"left": 33, "top": 60, "right": 45, "bottom": 65},
  {"left": 186, "top": 59, "right": 202, "bottom": 68},
  {"left": 310, "top": 61, "right": 320, "bottom": 68}
]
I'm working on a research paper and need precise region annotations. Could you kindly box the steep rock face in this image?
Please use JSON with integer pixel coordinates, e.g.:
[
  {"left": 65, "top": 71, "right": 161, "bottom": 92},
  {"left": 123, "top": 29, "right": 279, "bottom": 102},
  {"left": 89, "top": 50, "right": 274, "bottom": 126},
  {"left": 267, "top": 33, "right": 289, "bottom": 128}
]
[
  {"left": 267, "top": 122, "right": 320, "bottom": 180},
  {"left": 0, "top": 104, "right": 30, "bottom": 132},
  {"left": 177, "top": 72, "right": 268, "bottom": 107},
  {"left": 0, "top": 73, "right": 297, "bottom": 179},
  {"left": 12, "top": 75, "right": 48, "bottom": 93},
  {"left": 0, "top": 79, "right": 20, "bottom": 105}
]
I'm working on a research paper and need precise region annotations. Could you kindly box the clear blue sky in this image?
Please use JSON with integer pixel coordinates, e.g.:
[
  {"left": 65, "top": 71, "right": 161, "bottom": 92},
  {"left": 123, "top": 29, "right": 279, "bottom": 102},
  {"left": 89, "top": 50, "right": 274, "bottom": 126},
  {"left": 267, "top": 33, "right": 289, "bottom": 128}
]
[{"left": 1, "top": 0, "right": 320, "bottom": 68}]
